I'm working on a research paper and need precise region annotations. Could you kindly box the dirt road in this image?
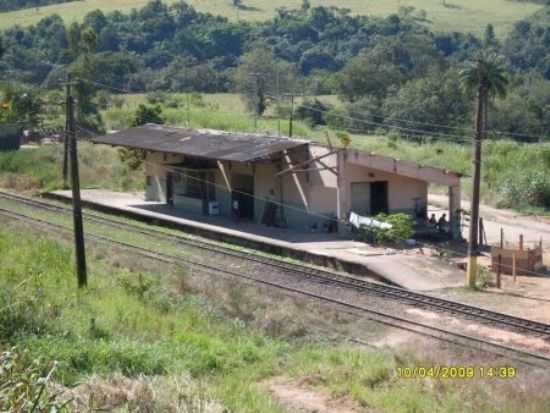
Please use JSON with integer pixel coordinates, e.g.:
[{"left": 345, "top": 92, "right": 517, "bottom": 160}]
[{"left": 429, "top": 194, "right": 550, "bottom": 248}]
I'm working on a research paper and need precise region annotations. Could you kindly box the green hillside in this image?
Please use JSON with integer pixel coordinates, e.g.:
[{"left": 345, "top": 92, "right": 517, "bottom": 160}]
[{"left": 0, "top": 0, "right": 543, "bottom": 36}]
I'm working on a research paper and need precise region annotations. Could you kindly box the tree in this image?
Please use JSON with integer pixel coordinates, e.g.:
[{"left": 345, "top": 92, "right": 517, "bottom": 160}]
[
  {"left": 295, "top": 98, "right": 330, "bottom": 126},
  {"left": 337, "top": 52, "right": 403, "bottom": 101},
  {"left": 132, "top": 104, "right": 163, "bottom": 126},
  {"left": 0, "top": 83, "right": 43, "bottom": 127},
  {"left": 234, "top": 47, "right": 297, "bottom": 116},
  {"left": 383, "top": 69, "right": 470, "bottom": 133},
  {"left": 483, "top": 24, "right": 497, "bottom": 48},
  {"left": 119, "top": 104, "right": 164, "bottom": 170},
  {"left": 460, "top": 51, "right": 508, "bottom": 288},
  {"left": 69, "top": 26, "right": 103, "bottom": 132}
]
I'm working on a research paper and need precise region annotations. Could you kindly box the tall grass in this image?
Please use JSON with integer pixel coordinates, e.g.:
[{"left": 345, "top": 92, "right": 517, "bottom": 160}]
[
  {"left": 0, "top": 142, "right": 143, "bottom": 192},
  {"left": 2, "top": 226, "right": 550, "bottom": 412},
  {"left": 103, "top": 100, "right": 314, "bottom": 138}
]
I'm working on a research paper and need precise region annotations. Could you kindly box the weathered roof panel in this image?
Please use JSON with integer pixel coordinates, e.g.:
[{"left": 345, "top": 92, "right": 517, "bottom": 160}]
[{"left": 92, "top": 124, "right": 308, "bottom": 162}]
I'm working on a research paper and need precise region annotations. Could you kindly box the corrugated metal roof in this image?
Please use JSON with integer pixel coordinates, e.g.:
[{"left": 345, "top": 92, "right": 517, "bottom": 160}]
[{"left": 92, "top": 124, "right": 308, "bottom": 162}]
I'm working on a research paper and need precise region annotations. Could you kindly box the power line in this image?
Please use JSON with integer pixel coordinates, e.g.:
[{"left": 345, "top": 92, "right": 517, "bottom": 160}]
[
  {"left": 268, "top": 94, "right": 546, "bottom": 143},
  {"left": 74, "top": 76, "right": 547, "bottom": 143},
  {"left": 285, "top": 102, "right": 473, "bottom": 142},
  {"left": 340, "top": 125, "right": 474, "bottom": 145},
  {"left": 149, "top": 161, "right": 346, "bottom": 226},
  {"left": 78, "top": 78, "right": 473, "bottom": 143}
]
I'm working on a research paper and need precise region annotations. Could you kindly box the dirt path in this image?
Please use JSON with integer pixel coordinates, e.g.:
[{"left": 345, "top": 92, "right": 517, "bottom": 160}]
[
  {"left": 429, "top": 194, "right": 550, "bottom": 247},
  {"left": 265, "top": 377, "right": 369, "bottom": 413}
]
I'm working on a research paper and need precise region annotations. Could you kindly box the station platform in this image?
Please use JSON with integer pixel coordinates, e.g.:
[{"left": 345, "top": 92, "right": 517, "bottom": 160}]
[{"left": 48, "top": 189, "right": 465, "bottom": 291}]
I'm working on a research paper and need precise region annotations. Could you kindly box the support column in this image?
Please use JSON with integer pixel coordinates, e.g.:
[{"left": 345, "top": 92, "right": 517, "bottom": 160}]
[
  {"left": 217, "top": 161, "right": 232, "bottom": 193},
  {"left": 449, "top": 184, "right": 461, "bottom": 240},
  {"left": 283, "top": 150, "right": 309, "bottom": 211},
  {"left": 337, "top": 150, "right": 349, "bottom": 234}
]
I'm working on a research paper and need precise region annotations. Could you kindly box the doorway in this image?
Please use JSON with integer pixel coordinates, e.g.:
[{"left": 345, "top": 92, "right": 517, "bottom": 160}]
[
  {"left": 231, "top": 174, "right": 255, "bottom": 220},
  {"left": 370, "top": 181, "right": 388, "bottom": 215}
]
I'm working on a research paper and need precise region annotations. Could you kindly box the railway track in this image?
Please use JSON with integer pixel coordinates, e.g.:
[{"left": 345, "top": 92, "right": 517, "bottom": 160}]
[
  {"left": 2, "top": 190, "right": 550, "bottom": 339},
  {"left": 1, "top": 203, "right": 550, "bottom": 368}
]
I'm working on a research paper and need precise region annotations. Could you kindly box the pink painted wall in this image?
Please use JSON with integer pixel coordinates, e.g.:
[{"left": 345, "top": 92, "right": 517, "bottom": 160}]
[{"left": 143, "top": 145, "right": 432, "bottom": 228}]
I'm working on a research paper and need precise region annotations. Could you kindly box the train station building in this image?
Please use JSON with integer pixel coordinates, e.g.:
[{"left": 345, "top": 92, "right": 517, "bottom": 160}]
[{"left": 93, "top": 124, "right": 462, "bottom": 239}]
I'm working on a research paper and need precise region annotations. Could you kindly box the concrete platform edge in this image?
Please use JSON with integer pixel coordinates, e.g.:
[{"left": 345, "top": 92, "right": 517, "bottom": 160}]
[{"left": 44, "top": 192, "right": 400, "bottom": 287}]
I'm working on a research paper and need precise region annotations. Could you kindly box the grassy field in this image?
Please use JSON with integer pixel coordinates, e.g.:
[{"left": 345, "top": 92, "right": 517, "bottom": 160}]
[
  {"left": 118, "top": 92, "right": 339, "bottom": 114},
  {"left": 0, "top": 0, "right": 543, "bottom": 36},
  {"left": 2, "top": 223, "right": 550, "bottom": 411},
  {"left": 102, "top": 92, "right": 319, "bottom": 136},
  {"left": 0, "top": 141, "right": 143, "bottom": 192}
]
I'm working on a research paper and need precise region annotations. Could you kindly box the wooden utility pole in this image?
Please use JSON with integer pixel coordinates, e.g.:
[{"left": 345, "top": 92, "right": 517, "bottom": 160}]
[
  {"left": 496, "top": 254, "right": 502, "bottom": 289},
  {"left": 62, "top": 76, "right": 70, "bottom": 188},
  {"left": 65, "top": 76, "right": 88, "bottom": 288},
  {"left": 289, "top": 94, "right": 295, "bottom": 137},
  {"left": 466, "top": 82, "right": 485, "bottom": 288},
  {"left": 186, "top": 93, "right": 191, "bottom": 127}
]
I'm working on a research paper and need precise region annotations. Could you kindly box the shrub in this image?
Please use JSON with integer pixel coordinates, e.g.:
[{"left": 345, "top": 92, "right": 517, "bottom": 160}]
[
  {"left": 497, "top": 169, "right": 550, "bottom": 209},
  {"left": 359, "top": 213, "right": 414, "bottom": 245},
  {"left": 0, "top": 289, "right": 52, "bottom": 339},
  {"left": 0, "top": 348, "right": 68, "bottom": 412},
  {"left": 475, "top": 266, "right": 491, "bottom": 290},
  {"left": 294, "top": 98, "right": 330, "bottom": 126}
]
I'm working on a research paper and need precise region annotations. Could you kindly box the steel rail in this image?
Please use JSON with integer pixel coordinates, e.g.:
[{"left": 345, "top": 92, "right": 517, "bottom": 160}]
[
  {"left": 2, "top": 190, "right": 550, "bottom": 338},
  {"left": 1, "top": 205, "right": 549, "bottom": 368}
]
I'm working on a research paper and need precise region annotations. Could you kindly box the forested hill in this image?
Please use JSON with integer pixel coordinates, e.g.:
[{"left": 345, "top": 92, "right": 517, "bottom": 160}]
[
  {"left": 1, "top": 1, "right": 550, "bottom": 140},
  {"left": 0, "top": 2, "right": 492, "bottom": 87},
  {"left": 0, "top": 0, "right": 73, "bottom": 12}
]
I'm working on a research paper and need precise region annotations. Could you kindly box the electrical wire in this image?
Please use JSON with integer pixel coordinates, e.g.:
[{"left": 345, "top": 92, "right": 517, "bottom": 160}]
[
  {"left": 66, "top": 76, "right": 547, "bottom": 143},
  {"left": 78, "top": 78, "right": 475, "bottom": 144}
]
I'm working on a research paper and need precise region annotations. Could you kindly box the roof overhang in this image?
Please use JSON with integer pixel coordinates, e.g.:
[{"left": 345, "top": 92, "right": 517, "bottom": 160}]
[{"left": 93, "top": 124, "right": 308, "bottom": 163}]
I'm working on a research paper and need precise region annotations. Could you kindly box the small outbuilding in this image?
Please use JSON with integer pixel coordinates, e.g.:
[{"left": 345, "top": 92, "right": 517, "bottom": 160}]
[{"left": 93, "top": 124, "right": 462, "bottom": 238}]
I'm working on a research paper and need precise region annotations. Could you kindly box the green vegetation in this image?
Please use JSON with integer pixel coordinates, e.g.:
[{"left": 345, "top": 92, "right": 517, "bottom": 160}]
[
  {"left": 100, "top": 92, "right": 550, "bottom": 211},
  {"left": 100, "top": 92, "right": 315, "bottom": 136},
  {"left": 342, "top": 135, "right": 550, "bottom": 211},
  {"left": 2, "top": 91, "right": 550, "bottom": 212},
  {"left": 0, "top": 348, "right": 68, "bottom": 411},
  {"left": 3, "top": 2, "right": 549, "bottom": 142},
  {"left": 2, "top": 225, "right": 550, "bottom": 411},
  {"left": 358, "top": 213, "right": 415, "bottom": 245},
  {"left": 0, "top": 142, "right": 142, "bottom": 192}
]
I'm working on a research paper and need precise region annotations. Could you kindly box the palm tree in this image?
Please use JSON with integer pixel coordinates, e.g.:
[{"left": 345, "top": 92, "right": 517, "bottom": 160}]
[{"left": 460, "top": 51, "right": 508, "bottom": 288}]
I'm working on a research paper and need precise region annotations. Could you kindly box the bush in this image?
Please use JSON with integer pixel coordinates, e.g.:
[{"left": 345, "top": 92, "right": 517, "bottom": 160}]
[
  {"left": 0, "top": 289, "right": 52, "bottom": 339},
  {"left": 497, "top": 169, "right": 550, "bottom": 209},
  {"left": 294, "top": 99, "right": 330, "bottom": 126},
  {"left": 359, "top": 213, "right": 414, "bottom": 245}
]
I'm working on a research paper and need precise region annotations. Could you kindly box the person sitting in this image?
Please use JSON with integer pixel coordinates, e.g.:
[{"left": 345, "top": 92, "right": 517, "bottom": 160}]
[
  {"left": 437, "top": 214, "right": 448, "bottom": 233},
  {"left": 428, "top": 213, "right": 437, "bottom": 226}
]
